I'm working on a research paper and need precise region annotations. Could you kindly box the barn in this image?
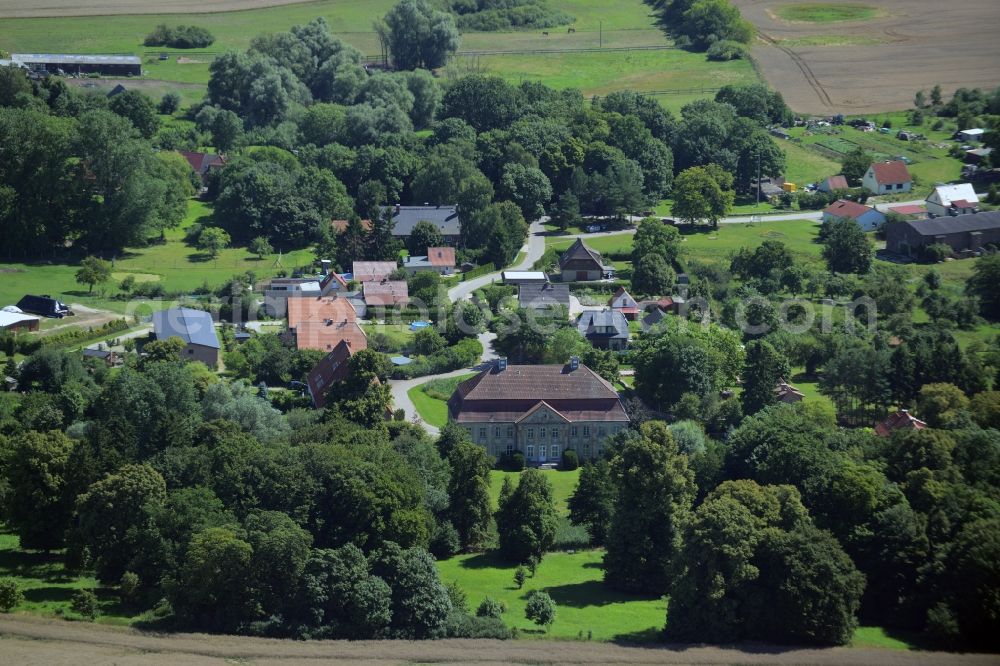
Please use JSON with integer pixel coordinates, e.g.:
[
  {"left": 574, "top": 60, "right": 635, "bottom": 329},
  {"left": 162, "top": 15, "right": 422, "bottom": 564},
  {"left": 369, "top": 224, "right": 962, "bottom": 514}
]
[{"left": 11, "top": 53, "right": 141, "bottom": 77}]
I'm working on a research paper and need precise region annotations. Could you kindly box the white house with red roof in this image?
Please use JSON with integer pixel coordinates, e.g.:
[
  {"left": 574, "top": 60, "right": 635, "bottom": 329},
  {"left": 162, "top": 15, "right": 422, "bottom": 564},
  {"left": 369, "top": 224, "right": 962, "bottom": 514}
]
[
  {"left": 862, "top": 160, "right": 912, "bottom": 195},
  {"left": 822, "top": 199, "right": 886, "bottom": 231},
  {"left": 925, "top": 183, "right": 980, "bottom": 218},
  {"left": 817, "top": 175, "right": 849, "bottom": 194}
]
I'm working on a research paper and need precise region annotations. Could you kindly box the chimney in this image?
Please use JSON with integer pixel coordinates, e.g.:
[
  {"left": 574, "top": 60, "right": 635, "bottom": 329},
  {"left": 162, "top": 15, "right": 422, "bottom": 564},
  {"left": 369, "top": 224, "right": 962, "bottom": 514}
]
[
  {"left": 497, "top": 357, "right": 508, "bottom": 372},
  {"left": 394, "top": 203, "right": 401, "bottom": 215},
  {"left": 570, "top": 356, "right": 579, "bottom": 371},
  {"left": 320, "top": 259, "right": 332, "bottom": 272}
]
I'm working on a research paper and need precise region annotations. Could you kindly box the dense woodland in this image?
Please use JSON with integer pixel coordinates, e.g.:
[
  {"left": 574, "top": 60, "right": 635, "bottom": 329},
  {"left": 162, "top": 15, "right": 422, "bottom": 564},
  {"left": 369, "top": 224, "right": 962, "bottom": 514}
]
[{"left": 1, "top": 3, "right": 1000, "bottom": 651}]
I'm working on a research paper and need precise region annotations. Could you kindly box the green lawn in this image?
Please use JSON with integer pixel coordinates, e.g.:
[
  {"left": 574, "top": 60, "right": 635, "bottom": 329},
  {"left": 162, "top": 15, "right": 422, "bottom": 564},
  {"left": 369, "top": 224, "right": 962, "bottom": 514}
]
[
  {"left": 0, "top": 529, "right": 131, "bottom": 625},
  {"left": 782, "top": 139, "right": 841, "bottom": 186},
  {"left": 408, "top": 373, "right": 477, "bottom": 428},
  {"left": 775, "top": 3, "right": 883, "bottom": 23},
  {"left": 489, "top": 468, "right": 581, "bottom": 515},
  {"left": 0, "top": 199, "right": 314, "bottom": 314},
  {"left": 437, "top": 549, "right": 666, "bottom": 641}
]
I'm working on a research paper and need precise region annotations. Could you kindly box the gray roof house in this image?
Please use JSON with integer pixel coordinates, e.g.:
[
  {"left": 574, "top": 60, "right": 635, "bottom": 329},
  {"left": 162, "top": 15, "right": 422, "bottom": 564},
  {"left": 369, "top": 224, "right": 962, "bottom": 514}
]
[
  {"left": 152, "top": 307, "right": 220, "bottom": 367},
  {"left": 519, "top": 283, "right": 570, "bottom": 314},
  {"left": 384, "top": 205, "right": 461, "bottom": 243},
  {"left": 885, "top": 210, "right": 1000, "bottom": 257},
  {"left": 577, "top": 310, "right": 630, "bottom": 351}
]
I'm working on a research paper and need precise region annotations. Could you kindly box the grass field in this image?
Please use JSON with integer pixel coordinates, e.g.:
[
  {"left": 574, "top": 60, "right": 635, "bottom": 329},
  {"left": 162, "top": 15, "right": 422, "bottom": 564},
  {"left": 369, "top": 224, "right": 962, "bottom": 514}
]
[
  {"left": 775, "top": 3, "right": 883, "bottom": 23},
  {"left": 438, "top": 549, "right": 666, "bottom": 641},
  {"left": 0, "top": 529, "right": 129, "bottom": 625},
  {"left": 488, "top": 468, "right": 581, "bottom": 516},
  {"left": 0, "top": 200, "right": 314, "bottom": 315},
  {"left": 0, "top": 0, "right": 759, "bottom": 110}
]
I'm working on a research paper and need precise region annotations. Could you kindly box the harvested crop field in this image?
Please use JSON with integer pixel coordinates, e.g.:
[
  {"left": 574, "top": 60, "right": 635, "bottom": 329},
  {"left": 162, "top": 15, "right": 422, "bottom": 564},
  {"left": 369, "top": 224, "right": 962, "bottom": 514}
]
[
  {"left": 0, "top": 0, "right": 313, "bottom": 18},
  {"left": 1, "top": 615, "right": 998, "bottom": 666},
  {"left": 734, "top": 0, "right": 1000, "bottom": 115}
]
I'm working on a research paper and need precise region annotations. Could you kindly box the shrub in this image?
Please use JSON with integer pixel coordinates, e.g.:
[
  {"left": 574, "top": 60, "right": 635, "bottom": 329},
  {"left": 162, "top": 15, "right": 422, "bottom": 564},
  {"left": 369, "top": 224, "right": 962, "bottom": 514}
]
[
  {"left": 119, "top": 571, "right": 141, "bottom": 605},
  {"left": 498, "top": 451, "right": 525, "bottom": 471},
  {"left": 707, "top": 40, "right": 749, "bottom": 61},
  {"left": 70, "top": 589, "right": 100, "bottom": 620},
  {"left": 0, "top": 579, "right": 24, "bottom": 612},
  {"left": 513, "top": 566, "right": 527, "bottom": 589},
  {"left": 158, "top": 92, "right": 181, "bottom": 115},
  {"left": 476, "top": 596, "right": 507, "bottom": 619},
  {"left": 525, "top": 590, "right": 556, "bottom": 629},
  {"left": 443, "top": 611, "right": 513, "bottom": 638},
  {"left": 560, "top": 448, "right": 579, "bottom": 470},
  {"left": 920, "top": 243, "right": 952, "bottom": 263},
  {"left": 144, "top": 24, "right": 215, "bottom": 48}
]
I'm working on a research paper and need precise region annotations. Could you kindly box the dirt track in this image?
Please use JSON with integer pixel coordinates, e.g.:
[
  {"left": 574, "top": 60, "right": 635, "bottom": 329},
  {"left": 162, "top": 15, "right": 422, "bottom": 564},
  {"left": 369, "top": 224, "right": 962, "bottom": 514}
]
[
  {"left": 1, "top": 615, "right": 998, "bottom": 666},
  {"left": 734, "top": 0, "right": 1000, "bottom": 115},
  {"left": 0, "top": 0, "right": 313, "bottom": 18}
]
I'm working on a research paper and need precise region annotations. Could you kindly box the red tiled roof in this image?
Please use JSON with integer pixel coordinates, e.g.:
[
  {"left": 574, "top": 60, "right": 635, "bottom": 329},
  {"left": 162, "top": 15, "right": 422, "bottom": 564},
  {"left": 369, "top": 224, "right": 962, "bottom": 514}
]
[
  {"left": 889, "top": 204, "right": 926, "bottom": 216},
  {"left": 363, "top": 280, "right": 409, "bottom": 306},
  {"left": 823, "top": 175, "right": 848, "bottom": 190},
  {"left": 307, "top": 340, "right": 355, "bottom": 409},
  {"left": 870, "top": 160, "right": 911, "bottom": 185},
  {"left": 287, "top": 296, "right": 356, "bottom": 330},
  {"left": 874, "top": 409, "right": 927, "bottom": 437},
  {"left": 453, "top": 364, "right": 621, "bottom": 402},
  {"left": 353, "top": 261, "right": 398, "bottom": 282},
  {"left": 427, "top": 246, "right": 456, "bottom": 267},
  {"left": 331, "top": 219, "right": 373, "bottom": 234},
  {"left": 295, "top": 320, "right": 367, "bottom": 353},
  {"left": 951, "top": 199, "right": 974, "bottom": 209},
  {"left": 824, "top": 199, "right": 873, "bottom": 220}
]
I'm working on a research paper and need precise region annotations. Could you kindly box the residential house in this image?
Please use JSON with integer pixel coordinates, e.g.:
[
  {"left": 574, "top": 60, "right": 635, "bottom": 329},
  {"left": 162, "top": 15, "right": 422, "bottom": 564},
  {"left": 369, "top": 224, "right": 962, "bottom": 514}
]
[
  {"left": 576, "top": 310, "right": 630, "bottom": 351},
  {"left": 16, "top": 295, "right": 70, "bottom": 318},
  {"left": 179, "top": 150, "right": 226, "bottom": 184},
  {"left": 925, "top": 183, "right": 980, "bottom": 217},
  {"left": 518, "top": 283, "right": 570, "bottom": 314},
  {"left": 447, "top": 357, "right": 630, "bottom": 463},
  {"left": 362, "top": 280, "right": 410, "bottom": 307},
  {"left": 607, "top": 287, "right": 638, "bottom": 320},
  {"left": 874, "top": 409, "right": 927, "bottom": 437},
  {"left": 286, "top": 296, "right": 366, "bottom": 353},
  {"left": 383, "top": 204, "right": 461, "bottom": 245},
  {"left": 353, "top": 261, "right": 398, "bottom": 283},
  {"left": 306, "top": 340, "right": 355, "bottom": 409},
  {"left": 887, "top": 204, "right": 927, "bottom": 219},
  {"left": 822, "top": 199, "right": 887, "bottom": 232},
  {"left": 82, "top": 347, "right": 122, "bottom": 367},
  {"left": 152, "top": 307, "right": 220, "bottom": 367},
  {"left": 862, "top": 160, "right": 912, "bottom": 195},
  {"left": 501, "top": 271, "right": 548, "bottom": 285},
  {"left": 964, "top": 148, "right": 993, "bottom": 165},
  {"left": 885, "top": 210, "right": 1000, "bottom": 256},
  {"left": 817, "top": 175, "right": 849, "bottom": 193},
  {"left": 403, "top": 247, "right": 456, "bottom": 275},
  {"left": 774, "top": 380, "right": 805, "bottom": 404},
  {"left": 642, "top": 306, "right": 667, "bottom": 329},
  {"left": 0, "top": 308, "right": 39, "bottom": 333},
  {"left": 557, "top": 238, "right": 610, "bottom": 282},
  {"left": 263, "top": 273, "right": 347, "bottom": 318}
]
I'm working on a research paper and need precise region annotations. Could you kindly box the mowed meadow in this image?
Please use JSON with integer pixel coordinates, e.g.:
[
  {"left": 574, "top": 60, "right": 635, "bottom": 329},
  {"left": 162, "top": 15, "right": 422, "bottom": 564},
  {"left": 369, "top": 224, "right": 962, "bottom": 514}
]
[{"left": 0, "top": 0, "right": 759, "bottom": 106}]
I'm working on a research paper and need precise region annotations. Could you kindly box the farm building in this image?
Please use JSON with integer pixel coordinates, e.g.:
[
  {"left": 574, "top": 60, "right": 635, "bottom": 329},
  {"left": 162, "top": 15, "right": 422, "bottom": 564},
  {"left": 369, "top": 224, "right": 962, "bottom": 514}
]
[
  {"left": 885, "top": 210, "right": 1000, "bottom": 257},
  {"left": 925, "top": 183, "right": 980, "bottom": 217},
  {"left": 152, "top": 307, "right": 220, "bottom": 367},
  {"left": 817, "top": 175, "right": 849, "bottom": 193},
  {"left": 0, "top": 308, "right": 40, "bottom": 333},
  {"left": 179, "top": 151, "right": 226, "bottom": 183},
  {"left": 956, "top": 128, "right": 985, "bottom": 143},
  {"left": 383, "top": 204, "right": 461, "bottom": 245},
  {"left": 11, "top": 53, "right": 141, "bottom": 76},
  {"left": 448, "top": 357, "right": 629, "bottom": 464},
  {"left": 16, "top": 295, "right": 70, "bottom": 318},
  {"left": 822, "top": 199, "right": 886, "bottom": 232},
  {"left": 862, "top": 160, "right": 912, "bottom": 195}
]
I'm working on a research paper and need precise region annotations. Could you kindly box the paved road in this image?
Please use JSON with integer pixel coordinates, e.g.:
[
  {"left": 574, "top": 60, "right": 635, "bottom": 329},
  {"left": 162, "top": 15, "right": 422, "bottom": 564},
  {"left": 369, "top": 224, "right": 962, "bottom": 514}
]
[{"left": 446, "top": 218, "right": 548, "bottom": 302}]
